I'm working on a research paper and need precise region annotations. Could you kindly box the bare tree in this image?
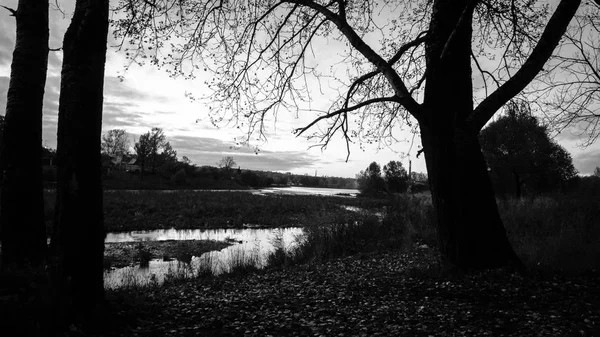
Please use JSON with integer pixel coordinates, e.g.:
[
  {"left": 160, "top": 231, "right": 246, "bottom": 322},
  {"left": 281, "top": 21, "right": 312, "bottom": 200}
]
[
  {"left": 101, "top": 128, "right": 130, "bottom": 156},
  {"left": 217, "top": 156, "right": 237, "bottom": 171},
  {"left": 0, "top": 0, "right": 48, "bottom": 270},
  {"left": 112, "top": 0, "right": 587, "bottom": 270}
]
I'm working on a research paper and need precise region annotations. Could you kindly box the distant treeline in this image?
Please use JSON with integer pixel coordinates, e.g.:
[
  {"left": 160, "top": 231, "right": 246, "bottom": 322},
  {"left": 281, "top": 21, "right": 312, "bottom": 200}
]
[{"left": 40, "top": 149, "right": 357, "bottom": 190}]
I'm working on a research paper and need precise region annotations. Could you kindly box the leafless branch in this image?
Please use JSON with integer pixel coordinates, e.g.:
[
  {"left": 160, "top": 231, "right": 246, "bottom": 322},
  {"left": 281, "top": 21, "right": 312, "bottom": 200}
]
[
  {"left": 468, "top": 0, "right": 581, "bottom": 132},
  {"left": 1, "top": 5, "right": 17, "bottom": 17},
  {"left": 295, "top": 96, "right": 400, "bottom": 136}
]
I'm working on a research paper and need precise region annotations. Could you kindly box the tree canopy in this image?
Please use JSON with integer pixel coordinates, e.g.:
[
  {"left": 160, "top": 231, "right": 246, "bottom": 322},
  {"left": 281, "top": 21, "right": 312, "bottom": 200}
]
[
  {"left": 383, "top": 160, "right": 409, "bottom": 193},
  {"left": 480, "top": 100, "right": 577, "bottom": 197},
  {"left": 101, "top": 129, "right": 130, "bottom": 157},
  {"left": 111, "top": 0, "right": 595, "bottom": 147},
  {"left": 356, "top": 161, "right": 385, "bottom": 195}
]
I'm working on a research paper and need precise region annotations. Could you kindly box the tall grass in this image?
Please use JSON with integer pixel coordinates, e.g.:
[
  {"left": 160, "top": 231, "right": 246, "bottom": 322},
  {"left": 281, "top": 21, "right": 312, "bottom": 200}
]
[
  {"left": 263, "top": 191, "right": 598, "bottom": 274},
  {"left": 499, "top": 193, "right": 600, "bottom": 272},
  {"left": 271, "top": 194, "right": 437, "bottom": 264}
]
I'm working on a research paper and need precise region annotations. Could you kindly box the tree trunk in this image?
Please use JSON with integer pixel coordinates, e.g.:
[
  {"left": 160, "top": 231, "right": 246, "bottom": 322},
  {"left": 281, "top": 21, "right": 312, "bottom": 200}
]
[
  {"left": 421, "top": 126, "right": 522, "bottom": 270},
  {"left": 0, "top": 0, "right": 48, "bottom": 269},
  {"left": 421, "top": 1, "right": 522, "bottom": 270},
  {"left": 513, "top": 169, "right": 522, "bottom": 198},
  {"left": 50, "top": 0, "right": 108, "bottom": 328}
]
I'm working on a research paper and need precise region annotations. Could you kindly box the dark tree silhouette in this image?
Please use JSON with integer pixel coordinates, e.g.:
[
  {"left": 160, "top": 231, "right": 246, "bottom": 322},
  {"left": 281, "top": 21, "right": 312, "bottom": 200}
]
[
  {"left": 480, "top": 100, "right": 577, "bottom": 198},
  {"left": 134, "top": 132, "right": 151, "bottom": 177},
  {"left": 147, "top": 127, "right": 167, "bottom": 173},
  {"left": 50, "top": 0, "right": 109, "bottom": 328},
  {"left": 0, "top": 0, "right": 48, "bottom": 269},
  {"left": 112, "top": 0, "right": 589, "bottom": 270},
  {"left": 356, "top": 162, "right": 386, "bottom": 196},
  {"left": 134, "top": 127, "right": 171, "bottom": 174},
  {"left": 383, "top": 161, "right": 409, "bottom": 193}
]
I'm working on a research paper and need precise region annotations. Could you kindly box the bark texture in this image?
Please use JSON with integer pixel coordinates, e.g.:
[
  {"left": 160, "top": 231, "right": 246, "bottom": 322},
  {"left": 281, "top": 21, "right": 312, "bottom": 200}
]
[
  {"left": 0, "top": 0, "right": 48, "bottom": 269},
  {"left": 50, "top": 0, "right": 109, "bottom": 327},
  {"left": 421, "top": 1, "right": 522, "bottom": 270}
]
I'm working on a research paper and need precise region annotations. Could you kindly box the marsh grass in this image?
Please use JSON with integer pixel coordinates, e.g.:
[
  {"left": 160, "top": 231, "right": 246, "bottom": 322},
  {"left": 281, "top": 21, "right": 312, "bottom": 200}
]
[
  {"left": 500, "top": 194, "right": 600, "bottom": 272},
  {"left": 263, "top": 191, "right": 598, "bottom": 274},
  {"left": 267, "top": 195, "right": 437, "bottom": 265},
  {"left": 42, "top": 189, "right": 378, "bottom": 234},
  {"left": 223, "top": 246, "right": 262, "bottom": 276},
  {"left": 136, "top": 244, "right": 152, "bottom": 268}
]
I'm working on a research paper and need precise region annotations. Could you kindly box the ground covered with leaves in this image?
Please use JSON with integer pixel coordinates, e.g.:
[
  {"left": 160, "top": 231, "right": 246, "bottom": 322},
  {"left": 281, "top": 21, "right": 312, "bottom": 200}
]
[{"left": 102, "top": 247, "right": 600, "bottom": 337}]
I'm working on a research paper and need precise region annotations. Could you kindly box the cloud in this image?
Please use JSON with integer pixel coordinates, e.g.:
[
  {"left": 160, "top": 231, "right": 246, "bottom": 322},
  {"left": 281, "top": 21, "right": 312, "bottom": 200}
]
[
  {"left": 573, "top": 149, "right": 600, "bottom": 175},
  {"left": 166, "top": 135, "right": 319, "bottom": 172},
  {"left": 0, "top": 76, "right": 8, "bottom": 107},
  {"left": 0, "top": 15, "right": 15, "bottom": 67}
]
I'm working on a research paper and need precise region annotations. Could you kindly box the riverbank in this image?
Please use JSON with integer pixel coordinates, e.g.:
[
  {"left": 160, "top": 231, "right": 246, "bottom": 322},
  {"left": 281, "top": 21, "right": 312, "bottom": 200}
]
[{"left": 101, "top": 246, "right": 600, "bottom": 336}]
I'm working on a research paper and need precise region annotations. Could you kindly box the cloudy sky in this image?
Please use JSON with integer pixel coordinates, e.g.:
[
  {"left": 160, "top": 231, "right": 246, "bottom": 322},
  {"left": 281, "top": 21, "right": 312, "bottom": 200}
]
[{"left": 1, "top": 0, "right": 599, "bottom": 178}]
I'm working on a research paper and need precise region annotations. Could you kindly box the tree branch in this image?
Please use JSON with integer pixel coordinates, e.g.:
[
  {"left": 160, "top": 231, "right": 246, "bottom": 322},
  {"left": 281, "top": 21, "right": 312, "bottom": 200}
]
[
  {"left": 295, "top": 96, "right": 400, "bottom": 136},
  {"left": 344, "top": 33, "right": 428, "bottom": 108},
  {"left": 468, "top": 0, "right": 581, "bottom": 132},
  {"left": 288, "top": 0, "right": 424, "bottom": 121},
  {"left": 1, "top": 5, "right": 17, "bottom": 17}
]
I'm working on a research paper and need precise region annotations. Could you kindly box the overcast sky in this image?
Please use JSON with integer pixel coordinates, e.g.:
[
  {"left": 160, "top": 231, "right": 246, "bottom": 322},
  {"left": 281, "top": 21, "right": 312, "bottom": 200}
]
[{"left": 1, "top": 0, "right": 599, "bottom": 177}]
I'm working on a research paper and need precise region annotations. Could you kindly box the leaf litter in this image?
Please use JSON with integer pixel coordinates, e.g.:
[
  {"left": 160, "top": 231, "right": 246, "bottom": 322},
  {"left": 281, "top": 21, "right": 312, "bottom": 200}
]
[{"left": 104, "top": 247, "right": 600, "bottom": 336}]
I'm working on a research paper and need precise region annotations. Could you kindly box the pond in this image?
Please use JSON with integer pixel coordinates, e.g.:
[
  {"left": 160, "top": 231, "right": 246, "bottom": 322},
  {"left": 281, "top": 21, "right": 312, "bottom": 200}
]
[{"left": 104, "top": 227, "right": 303, "bottom": 289}]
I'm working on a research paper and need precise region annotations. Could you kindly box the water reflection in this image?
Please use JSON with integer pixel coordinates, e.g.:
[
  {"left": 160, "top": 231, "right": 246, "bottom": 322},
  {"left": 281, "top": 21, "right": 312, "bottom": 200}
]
[
  {"left": 103, "top": 186, "right": 359, "bottom": 196},
  {"left": 104, "top": 227, "right": 303, "bottom": 289},
  {"left": 255, "top": 186, "right": 359, "bottom": 196}
]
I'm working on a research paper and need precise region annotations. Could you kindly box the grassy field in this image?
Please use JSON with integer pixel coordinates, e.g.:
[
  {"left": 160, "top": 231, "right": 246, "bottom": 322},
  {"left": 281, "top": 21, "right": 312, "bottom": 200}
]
[{"left": 42, "top": 189, "right": 391, "bottom": 234}]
